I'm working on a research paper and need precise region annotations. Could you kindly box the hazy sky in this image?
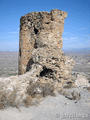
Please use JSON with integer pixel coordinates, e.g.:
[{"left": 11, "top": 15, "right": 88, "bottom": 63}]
[{"left": 0, "top": 0, "right": 90, "bottom": 51}]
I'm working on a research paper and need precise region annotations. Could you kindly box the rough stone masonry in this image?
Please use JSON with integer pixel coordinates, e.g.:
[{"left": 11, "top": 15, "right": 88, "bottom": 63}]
[
  {"left": 18, "top": 9, "right": 74, "bottom": 84},
  {"left": 0, "top": 9, "right": 76, "bottom": 108}
]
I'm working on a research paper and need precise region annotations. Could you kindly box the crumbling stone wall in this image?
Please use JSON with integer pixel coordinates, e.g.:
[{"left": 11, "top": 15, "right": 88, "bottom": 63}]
[
  {"left": 19, "top": 9, "right": 67, "bottom": 74},
  {"left": 0, "top": 10, "right": 76, "bottom": 109}
]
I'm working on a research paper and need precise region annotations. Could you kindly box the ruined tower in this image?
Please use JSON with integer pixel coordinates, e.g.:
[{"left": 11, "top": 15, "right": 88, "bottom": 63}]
[{"left": 19, "top": 9, "right": 67, "bottom": 75}]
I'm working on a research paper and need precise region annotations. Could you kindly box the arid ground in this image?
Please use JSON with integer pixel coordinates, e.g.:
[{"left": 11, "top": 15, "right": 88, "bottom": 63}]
[
  {"left": 0, "top": 51, "right": 90, "bottom": 120},
  {"left": 65, "top": 51, "right": 90, "bottom": 82},
  {"left": 0, "top": 52, "right": 18, "bottom": 77}
]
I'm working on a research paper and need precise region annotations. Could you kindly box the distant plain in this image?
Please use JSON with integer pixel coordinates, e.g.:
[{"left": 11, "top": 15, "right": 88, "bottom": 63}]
[
  {"left": 0, "top": 52, "right": 18, "bottom": 77},
  {"left": 0, "top": 51, "right": 90, "bottom": 80}
]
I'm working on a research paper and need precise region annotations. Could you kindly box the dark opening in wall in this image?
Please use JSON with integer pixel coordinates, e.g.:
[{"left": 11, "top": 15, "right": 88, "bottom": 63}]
[
  {"left": 34, "top": 27, "right": 38, "bottom": 34},
  {"left": 26, "top": 58, "right": 34, "bottom": 72},
  {"left": 34, "top": 40, "right": 38, "bottom": 48},
  {"left": 45, "top": 22, "right": 50, "bottom": 24},
  {"left": 19, "top": 48, "right": 21, "bottom": 57},
  {"left": 40, "top": 66, "right": 53, "bottom": 77}
]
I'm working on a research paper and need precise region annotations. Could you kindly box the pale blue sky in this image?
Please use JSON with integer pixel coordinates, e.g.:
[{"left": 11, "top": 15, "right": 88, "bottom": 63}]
[{"left": 0, "top": 0, "right": 90, "bottom": 51}]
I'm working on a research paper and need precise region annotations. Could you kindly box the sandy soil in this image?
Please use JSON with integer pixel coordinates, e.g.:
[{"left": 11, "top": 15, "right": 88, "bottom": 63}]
[{"left": 0, "top": 88, "right": 90, "bottom": 120}]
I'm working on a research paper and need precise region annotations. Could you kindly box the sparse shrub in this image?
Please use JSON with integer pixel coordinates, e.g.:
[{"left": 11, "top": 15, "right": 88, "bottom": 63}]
[
  {"left": 0, "top": 91, "right": 6, "bottom": 109},
  {"left": 63, "top": 81, "right": 74, "bottom": 89},
  {"left": 27, "top": 81, "right": 55, "bottom": 97},
  {"left": 24, "top": 95, "right": 32, "bottom": 107},
  {"left": 87, "top": 87, "right": 90, "bottom": 91},
  {"left": 58, "top": 89, "right": 81, "bottom": 100}
]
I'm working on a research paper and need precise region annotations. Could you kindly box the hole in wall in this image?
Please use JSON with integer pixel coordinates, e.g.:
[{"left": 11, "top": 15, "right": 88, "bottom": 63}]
[
  {"left": 34, "top": 40, "right": 38, "bottom": 49},
  {"left": 19, "top": 48, "right": 21, "bottom": 57},
  {"left": 26, "top": 58, "right": 34, "bottom": 72},
  {"left": 40, "top": 66, "right": 53, "bottom": 77},
  {"left": 45, "top": 22, "right": 50, "bottom": 24},
  {"left": 34, "top": 27, "right": 38, "bottom": 34}
]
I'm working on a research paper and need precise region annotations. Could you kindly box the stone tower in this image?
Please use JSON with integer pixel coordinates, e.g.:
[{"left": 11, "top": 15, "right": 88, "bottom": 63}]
[{"left": 19, "top": 9, "right": 67, "bottom": 75}]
